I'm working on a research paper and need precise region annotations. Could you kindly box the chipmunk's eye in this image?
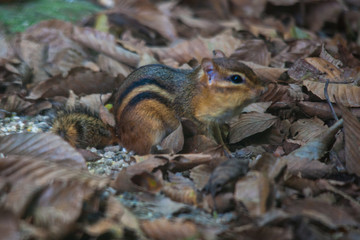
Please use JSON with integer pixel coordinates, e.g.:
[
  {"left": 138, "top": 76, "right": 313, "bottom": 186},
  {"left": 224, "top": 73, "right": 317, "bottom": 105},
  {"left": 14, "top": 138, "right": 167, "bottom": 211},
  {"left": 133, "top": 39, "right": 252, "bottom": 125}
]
[{"left": 229, "top": 74, "right": 245, "bottom": 84}]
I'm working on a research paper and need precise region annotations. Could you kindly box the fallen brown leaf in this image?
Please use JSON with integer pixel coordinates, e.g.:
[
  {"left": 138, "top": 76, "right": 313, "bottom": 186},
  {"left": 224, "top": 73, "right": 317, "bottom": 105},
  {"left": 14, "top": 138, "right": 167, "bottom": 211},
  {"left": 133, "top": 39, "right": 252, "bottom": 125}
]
[
  {"left": 27, "top": 67, "right": 124, "bottom": 100},
  {"left": 288, "top": 57, "right": 342, "bottom": 83},
  {"left": 150, "top": 29, "right": 244, "bottom": 64},
  {"left": 159, "top": 123, "right": 184, "bottom": 154},
  {"left": 97, "top": 54, "right": 132, "bottom": 77},
  {"left": 16, "top": 20, "right": 87, "bottom": 82},
  {"left": 231, "top": 39, "right": 271, "bottom": 66},
  {"left": 283, "top": 119, "right": 343, "bottom": 178},
  {"left": 112, "top": 157, "right": 165, "bottom": 193},
  {"left": 0, "top": 133, "right": 86, "bottom": 168},
  {"left": 190, "top": 164, "right": 213, "bottom": 191},
  {"left": 99, "top": 103, "right": 116, "bottom": 128},
  {"left": 283, "top": 198, "right": 358, "bottom": 229},
  {"left": 168, "top": 153, "right": 213, "bottom": 172},
  {"left": 337, "top": 101, "right": 360, "bottom": 177},
  {"left": 223, "top": 226, "right": 293, "bottom": 240},
  {"left": 303, "top": 80, "right": 360, "bottom": 107},
  {"left": 141, "top": 218, "right": 200, "bottom": 240},
  {"left": 84, "top": 195, "right": 145, "bottom": 239},
  {"left": 234, "top": 170, "right": 271, "bottom": 216},
  {"left": 201, "top": 192, "right": 235, "bottom": 213},
  {"left": 79, "top": 93, "right": 112, "bottom": 113},
  {"left": 0, "top": 155, "right": 109, "bottom": 236},
  {"left": 73, "top": 27, "right": 140, "bottom": 67},
  {"left": 229, "top": 112, "right": 278, "bottom": 144},
  {"left": 162, "top": 181, "right": 199, "bottom": 206},
  {"left": 290, "top": 118, "right": 328, "bottom": 144},
  {"left": 113, "top": 0, "right": 178, "bottom": 42},
  {"left": 0, "top": 95, "right": 32, "bottom": 114},
  {"left": 203, "top": 157, "right": 249, "bottom": 197}
]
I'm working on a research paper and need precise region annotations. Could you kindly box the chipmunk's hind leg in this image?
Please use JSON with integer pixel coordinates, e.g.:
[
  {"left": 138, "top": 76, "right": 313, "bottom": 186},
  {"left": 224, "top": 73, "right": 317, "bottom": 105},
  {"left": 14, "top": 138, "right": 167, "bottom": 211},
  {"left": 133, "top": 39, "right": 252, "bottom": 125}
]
[{"left": 116, "top": 99, "right": 179, "bottom": 155}]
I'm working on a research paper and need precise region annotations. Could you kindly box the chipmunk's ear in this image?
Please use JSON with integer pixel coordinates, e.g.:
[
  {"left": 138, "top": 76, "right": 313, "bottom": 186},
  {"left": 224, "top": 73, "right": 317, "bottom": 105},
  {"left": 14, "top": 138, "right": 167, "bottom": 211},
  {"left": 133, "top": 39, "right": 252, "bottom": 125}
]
[
  {"left": 201, "top": 58, "right": 216, "bottom": 83},
  {"left": 212, "top": 49, "right": 226, "bottom": 58}
]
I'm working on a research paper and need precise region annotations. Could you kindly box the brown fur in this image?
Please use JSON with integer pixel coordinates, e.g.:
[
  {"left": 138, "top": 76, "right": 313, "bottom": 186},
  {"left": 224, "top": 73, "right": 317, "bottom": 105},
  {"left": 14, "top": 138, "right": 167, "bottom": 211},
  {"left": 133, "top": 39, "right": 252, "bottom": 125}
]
[
  {"left": 52, "top": 108, "right": 116, "bottom": 148},
  {"left": 117, "top": 99, "right": 179, "bottom": 155}
]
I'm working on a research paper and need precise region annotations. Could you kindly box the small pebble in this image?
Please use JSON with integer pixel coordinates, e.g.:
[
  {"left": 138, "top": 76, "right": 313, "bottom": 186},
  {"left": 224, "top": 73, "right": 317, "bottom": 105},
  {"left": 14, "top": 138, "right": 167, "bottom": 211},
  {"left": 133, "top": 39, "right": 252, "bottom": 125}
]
[
  {"left": 95, "top": 168, "right": 106, "bottom": 175},
  {"left": 90, "top": 147, "right": 97, "bottom": 153},
  {"left": 105, "top": 159, "right": 113, "bottom": 166},
  {"left": 104, "top": 151, "right": 115, "bottom": 158}
]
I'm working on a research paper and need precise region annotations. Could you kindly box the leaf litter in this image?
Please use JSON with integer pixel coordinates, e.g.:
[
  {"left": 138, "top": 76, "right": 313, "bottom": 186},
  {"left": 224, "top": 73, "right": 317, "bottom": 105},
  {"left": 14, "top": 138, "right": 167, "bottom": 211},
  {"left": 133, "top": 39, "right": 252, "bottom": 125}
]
[{"left": 1, "top": 0, "right": 360, "bottom": 239}]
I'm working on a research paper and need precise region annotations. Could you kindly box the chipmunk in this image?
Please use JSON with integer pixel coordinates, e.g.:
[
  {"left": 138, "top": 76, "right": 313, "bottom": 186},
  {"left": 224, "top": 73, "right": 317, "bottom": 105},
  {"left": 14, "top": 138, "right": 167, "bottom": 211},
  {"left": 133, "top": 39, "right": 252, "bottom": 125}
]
[
  {"left": 51, "top": 106, "right": 116, "bottom": 148},
  {"left": 114, "top": 54, "right": 265, "bottom": 155}
]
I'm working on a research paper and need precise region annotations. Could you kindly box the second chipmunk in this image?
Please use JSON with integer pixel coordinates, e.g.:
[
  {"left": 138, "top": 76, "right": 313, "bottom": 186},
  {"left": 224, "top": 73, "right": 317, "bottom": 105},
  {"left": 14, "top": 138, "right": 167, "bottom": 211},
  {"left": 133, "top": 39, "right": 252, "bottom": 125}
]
[{"left": 114, "top": 54, "right": 265, "bottom": 155}]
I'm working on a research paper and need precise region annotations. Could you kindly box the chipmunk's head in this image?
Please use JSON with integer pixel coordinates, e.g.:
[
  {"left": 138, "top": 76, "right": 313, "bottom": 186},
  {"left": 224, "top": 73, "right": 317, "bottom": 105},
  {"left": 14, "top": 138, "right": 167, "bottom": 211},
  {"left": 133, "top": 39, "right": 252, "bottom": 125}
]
[{"left": 193, "top": 56, "right": 265, "bottom": 123}]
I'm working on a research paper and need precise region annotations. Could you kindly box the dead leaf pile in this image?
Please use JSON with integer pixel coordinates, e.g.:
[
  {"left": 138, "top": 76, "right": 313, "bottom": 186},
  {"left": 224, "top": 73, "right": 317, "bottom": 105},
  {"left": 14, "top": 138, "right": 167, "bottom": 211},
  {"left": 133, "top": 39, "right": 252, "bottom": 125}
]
[{"left": 1, "top": 0, "right": 360, "bottom": 239}]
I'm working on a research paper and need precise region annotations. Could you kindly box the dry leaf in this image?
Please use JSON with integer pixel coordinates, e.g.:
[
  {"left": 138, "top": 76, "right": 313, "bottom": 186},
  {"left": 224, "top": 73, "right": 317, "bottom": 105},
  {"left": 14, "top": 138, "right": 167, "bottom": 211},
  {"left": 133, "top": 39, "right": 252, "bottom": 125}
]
[
  {"left": 97, "top": 54, "right": 132, "bottom": 77},
  {"left": 252, "top": 153, "right": 287, "bottom": 180},
  {"left": 283, "top": 119, "right": 343, "bottom": 178},
  {"left": 27, "top": 68, "right": 124, "bottom": 100},
  {"left": 114, "top": 0, "right": 178, "bottom": 42},
  {"left": 231, "top": 39, "right": 271, "bottom": 66},
  {"left": 162, "top": 182, "right": 199, "bottom": 206},
  {"left": 0, "top": 95, "right": 32, "bottom": 114},
  {"left": 242, "top": 102, "right": 272, "bottom": 113},
  {"left": 168, "top": 153, "right": 213, "bottom": 172},
  {"left": 234, "top": 171, "right": 271, "bottom": 216},
  {"left": 337, "top": 101, "right": 360, "bottom": 177},
  {"left": 17, "top": 20, "right": 87, "bottom": 81},
  {"left": 297, "top": 101, "right": 350, "bottom": 120},
  {"left": 79, "top": 93, "right": 112, "bottom": 113},
  {"left": 99, "top": 104, "right": 116, "bottom": 127},
  {"left": 159, "top": 123, "right": 184, "bottom": 154},
  {"left": 230, "top": 0, "right": 267, "bottom": 18},
  {"left": 129, "top": 155, "right": 169, "bottom": 173},
  {"left": 141, "top": 218, "right": 199, "bottom": 240},
  {"left": 76, "top": 148, "right": 102, "bottom": 162},
  {"left": 0, "top": 133, "right": 86, "bottom": 168},
  {"left": 150, "top": 29, "right": 244, "bottom": 64},
  {"left": 225, "top": 226, "right": 293, "bottom": 240},
  {"left": 290, "top": 118, "right": 328, "bottom": 144},
  {"left": 229, "top": 112, "right": 278, "bottom": 144},
  {"left": 73, "top": 27, "right": 140, "bottom": 67},
  {"left": 303, "top": 80, "right": 360, "bottom": 107},
  {"left": 112, "top": 157, "right": 165, "bottom": 193},
  {"left": 33, "top": 181, "right": 86, "bottom": 237},
  {"left": 182, "top": 134, "right": 218, "bottom": 153},
  {"left": 190, "top": 164, "right": 213, "bottom": 191},
  {"left": 203, "top": 157, "right": 249, "bottom": 197},
  {"left": 288, "top": 57, "right": 343, "bottom": 83},
  {"left": 305, "top": 1, "right": 343, "bottom": 32},
  {"left": 260, "top": 83, "right": 292, "bottom": 103},
  {"left": 201, "top": 192, "right": 235, "bottom": 213},
  {"left": 84, "top": 195, "right": 145, "bottom": 238},
  {"left": 283, "top": 199, "right": 358, "bottom": 229},
  {"left": 0, "top": 155, "right": 109, "bottom": 236}
]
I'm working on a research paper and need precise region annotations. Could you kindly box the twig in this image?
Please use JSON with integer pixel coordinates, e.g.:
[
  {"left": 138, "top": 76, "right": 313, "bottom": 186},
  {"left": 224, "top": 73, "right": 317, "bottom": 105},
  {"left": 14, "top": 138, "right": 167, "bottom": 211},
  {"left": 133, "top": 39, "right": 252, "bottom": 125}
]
[{"left": 324, "top": 79, "right": 339, "bottom": 121}]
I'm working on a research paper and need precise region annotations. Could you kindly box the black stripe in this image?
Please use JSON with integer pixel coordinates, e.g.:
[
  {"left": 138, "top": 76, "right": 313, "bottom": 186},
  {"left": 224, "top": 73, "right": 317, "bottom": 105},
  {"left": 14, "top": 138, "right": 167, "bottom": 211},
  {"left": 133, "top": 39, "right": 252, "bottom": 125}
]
[
  {"left": 117, "top": 78, "right": 171, "bottom": 105},
  {"left": 122, "top": 91, "right": 173, "bottom": 116}
]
